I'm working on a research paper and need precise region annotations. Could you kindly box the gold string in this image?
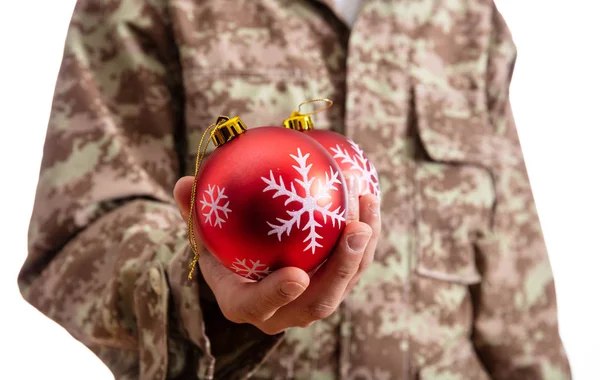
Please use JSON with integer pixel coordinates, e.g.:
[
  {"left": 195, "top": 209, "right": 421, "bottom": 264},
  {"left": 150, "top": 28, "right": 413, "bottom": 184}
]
[
  {"left": 187, "top": 122, "right": 218, "bottom": 280},
  {"left": 297, "top": 98, "right": 333, "bottom": 116}
]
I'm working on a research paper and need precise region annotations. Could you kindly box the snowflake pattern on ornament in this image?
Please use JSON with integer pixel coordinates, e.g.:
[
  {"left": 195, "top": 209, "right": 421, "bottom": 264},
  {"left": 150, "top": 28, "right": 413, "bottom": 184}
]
[
  {"left": 231, "top": 258, "right": 272, "bottom": 280},
  {"left": 262, "top": 148, "right": 345, "bottom": 254},
  {"left": 200, "top": 184, "right": 231, "bottom": 228},
  {"left": 330, "top": 140, "right": 380, "bottom": 198}
]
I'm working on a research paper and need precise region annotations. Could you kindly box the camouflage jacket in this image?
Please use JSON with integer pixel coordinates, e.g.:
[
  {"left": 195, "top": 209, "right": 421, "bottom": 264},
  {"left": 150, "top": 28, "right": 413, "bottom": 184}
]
[{"left": 18, "top": 0, "right": 572, "bottom": 379}]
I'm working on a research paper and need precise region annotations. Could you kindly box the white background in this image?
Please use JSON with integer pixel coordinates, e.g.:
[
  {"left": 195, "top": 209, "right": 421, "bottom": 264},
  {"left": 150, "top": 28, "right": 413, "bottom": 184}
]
[{"left": 0, "top": 1, "right": 598, "bottom": 379}]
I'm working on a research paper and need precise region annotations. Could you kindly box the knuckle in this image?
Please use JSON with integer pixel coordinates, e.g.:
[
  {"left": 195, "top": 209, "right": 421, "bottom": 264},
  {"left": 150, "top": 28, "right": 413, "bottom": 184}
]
[
  {"left": 258, "top": 324, "right": 284, "bottom": 336},
  {"left": 252, "top": 290, "right": 287, "bottom": 318},
  {"left": 305, "top": 301, "right": 336, "bottom": 320},
  {"left": 346, "top": 277, "right": 361, "bottom": 293},
  {"left": 220, "top": 305, "right": 244, "bottom": 324},
  {"left": 297, "top": 320, "right": 315, "bottom": 329},
  {"left": 237, "top": 303, "right": 267, "bottom": 323},
  {"left": 335, "top": 263, "right": 358, "bottom": 280},
  {"left": 211, "top": 271, "right": 230, "bottom": 291},
  {"left": 358, "top": 255, "right": 375, "bottom": 275},
  {"left": 370, "top": 225, "right": 381, "bottom": 240}
]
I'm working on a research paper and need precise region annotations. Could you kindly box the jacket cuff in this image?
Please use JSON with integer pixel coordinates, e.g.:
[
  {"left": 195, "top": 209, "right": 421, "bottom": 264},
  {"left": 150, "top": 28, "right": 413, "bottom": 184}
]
[{"left": 163, "top": 238, "right": 285, "bottom": 379}]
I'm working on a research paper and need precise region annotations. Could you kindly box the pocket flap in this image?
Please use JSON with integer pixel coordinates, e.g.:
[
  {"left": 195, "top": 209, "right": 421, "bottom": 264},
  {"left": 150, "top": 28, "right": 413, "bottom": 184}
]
[
  {"left": 414, "top": 84, "right": 520, "bottom": 169},
  {"left": 415, "top": 227, "right": 482, "bottom": 285}
]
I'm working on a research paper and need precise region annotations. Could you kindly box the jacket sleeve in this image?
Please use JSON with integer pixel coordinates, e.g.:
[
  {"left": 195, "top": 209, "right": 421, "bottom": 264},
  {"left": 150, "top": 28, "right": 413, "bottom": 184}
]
[
  {"left": 17, "top": 1, "right": 282, "bottom": 379},
  {"left": 471, "top": 4, "right": 572, "bottom": 379}
]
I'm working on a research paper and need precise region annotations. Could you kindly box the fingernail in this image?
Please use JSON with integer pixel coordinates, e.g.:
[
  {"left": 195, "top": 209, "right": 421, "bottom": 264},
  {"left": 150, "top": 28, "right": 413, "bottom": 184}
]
[
  {"left": 279, "top": 282, "right": 306, "bottom": 297},
  {"left": 368, "top": 202, "right": 380, "bottom": 216},
  {"left": 347, "top": 232, "right": 371, "bottom": 252}
]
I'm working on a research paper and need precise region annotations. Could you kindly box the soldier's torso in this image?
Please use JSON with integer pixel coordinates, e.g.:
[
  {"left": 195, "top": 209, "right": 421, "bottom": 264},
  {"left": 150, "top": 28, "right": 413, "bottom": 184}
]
[{"left": 172, "top": 1, "right": 500, "bottom": 378}]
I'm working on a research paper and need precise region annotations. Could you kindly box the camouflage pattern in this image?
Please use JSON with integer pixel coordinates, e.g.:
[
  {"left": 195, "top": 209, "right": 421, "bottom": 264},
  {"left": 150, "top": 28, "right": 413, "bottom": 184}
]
[{"left": 18, "top": 0, "right": 571, "bottom": 379}]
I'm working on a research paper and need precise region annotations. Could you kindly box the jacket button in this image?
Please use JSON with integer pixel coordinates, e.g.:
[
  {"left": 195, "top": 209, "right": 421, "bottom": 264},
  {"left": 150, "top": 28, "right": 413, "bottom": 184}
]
[{"left": 149, "top": 267, "right": 162, "bottom": 295}]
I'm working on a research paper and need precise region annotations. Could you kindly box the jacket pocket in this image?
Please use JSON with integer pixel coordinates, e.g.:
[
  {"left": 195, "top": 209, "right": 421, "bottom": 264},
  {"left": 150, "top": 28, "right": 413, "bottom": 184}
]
[
  {"left": 417, "top": 337, "right": 492, "bottom": 380},
  {"left": 412, "top": 84, "right": 512, "bottom": 285},
  {"left": 408, "top": 84, "right": 512, "bottom": 370}
]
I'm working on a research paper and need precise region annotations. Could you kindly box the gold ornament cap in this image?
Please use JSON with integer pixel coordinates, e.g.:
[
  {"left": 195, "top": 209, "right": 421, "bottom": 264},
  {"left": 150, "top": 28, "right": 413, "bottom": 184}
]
[
  {"left": 283, "top": 111, "right": 314, "bottom": 131},
  {"left": 211, "top": 116, "right": 247, "bottom": 147},
  {"left": 283, "top": 98, "right": 333, "bottom": 132}
]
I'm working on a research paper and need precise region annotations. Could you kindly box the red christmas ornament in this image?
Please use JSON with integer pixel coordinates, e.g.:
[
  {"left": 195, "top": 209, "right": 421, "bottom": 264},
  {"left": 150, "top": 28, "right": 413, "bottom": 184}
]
[
  {"left": 283, "top": 99, "right": 380, "bottom": 199},
  {"left": 187, "top": 116, "right": 348, "bottom": 281}
]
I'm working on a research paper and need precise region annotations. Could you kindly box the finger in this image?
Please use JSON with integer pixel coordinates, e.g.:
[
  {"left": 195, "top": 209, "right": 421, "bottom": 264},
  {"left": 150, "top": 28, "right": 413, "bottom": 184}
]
[
  {"left": 206, "top": 263, "right": 310, "bottom": 325},
  {"left": 228, "top": 267, "right": 310, "bottom": 325},
  {"left": 173, "top": 176, "right": 195, "bottom": 220},
  {"left": 344, "top": 174, "right": 360, "bottom": 223},
  {"left": 299, "top": 175, "right": 358, "bottom": 281},
  {"left": 270, "top": 220, "right": 371, "bottom": 328},
  {"left": 344, "top": 194, "right": 381, "bottom": 295}
]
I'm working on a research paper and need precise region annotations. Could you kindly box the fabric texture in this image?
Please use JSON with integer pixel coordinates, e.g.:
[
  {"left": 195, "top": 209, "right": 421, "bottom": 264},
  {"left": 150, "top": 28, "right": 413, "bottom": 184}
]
[{"left": 18, "top": 0, "right": 571, "bottom": 379}]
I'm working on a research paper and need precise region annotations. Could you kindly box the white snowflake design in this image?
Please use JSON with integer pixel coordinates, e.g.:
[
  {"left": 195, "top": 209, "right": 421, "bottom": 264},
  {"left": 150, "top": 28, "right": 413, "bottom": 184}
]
[
  {"left": 262, "top": 148, "right": 346, "bottom": 254},
  {"left": 231, "top": 258, "right": 272, "bottom": 280},
  {"left": 330, "top": 140, "right": 380, "bottom": 198},
  {"left": 200, "top": 184, "right": 232, "bottom": 228}
]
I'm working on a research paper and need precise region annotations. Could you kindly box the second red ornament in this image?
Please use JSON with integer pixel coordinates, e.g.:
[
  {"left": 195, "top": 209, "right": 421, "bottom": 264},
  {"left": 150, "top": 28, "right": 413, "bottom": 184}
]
[{"left": 282, "top": 99, "right": 381, "bottom": 199}]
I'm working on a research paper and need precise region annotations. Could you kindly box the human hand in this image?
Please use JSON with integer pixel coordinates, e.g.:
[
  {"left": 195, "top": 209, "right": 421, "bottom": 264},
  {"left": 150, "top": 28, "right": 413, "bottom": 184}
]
[{"left": 173, "top": 174, "right": 381, "bottom": 335}]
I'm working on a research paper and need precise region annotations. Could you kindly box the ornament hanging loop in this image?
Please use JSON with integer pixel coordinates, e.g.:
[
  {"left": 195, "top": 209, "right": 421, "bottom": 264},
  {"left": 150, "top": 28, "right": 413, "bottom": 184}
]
[
  {"left": 187, "top": 119, "right": 220, "bottom": 280},
  {"left": 284, "top": 98, "right": 334, "bottom": 131},
  {"left": 297, "top": 98, "right": 333, "bottom": 116}
]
